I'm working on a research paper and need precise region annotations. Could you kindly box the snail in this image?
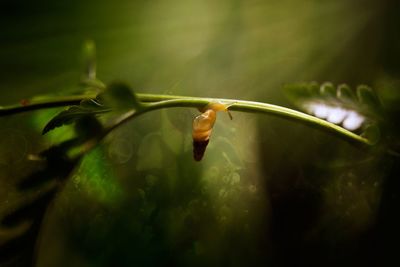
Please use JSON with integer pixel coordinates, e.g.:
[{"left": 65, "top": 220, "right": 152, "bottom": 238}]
[{"left": 192, "top": 102, "right": 233, "bottom": 161}]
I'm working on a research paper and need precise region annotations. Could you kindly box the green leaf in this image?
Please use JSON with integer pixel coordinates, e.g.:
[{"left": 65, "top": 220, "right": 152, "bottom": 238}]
[
  {"left": 97, "top": 82, "right": 142, "bottom": 111},
  {"left": 42, "top": 99, "right": 109, "bottom": 135},
  {"left": 357, "top": 85, "right": 381, "bottom": 110},
  {"left": 284, "top": 82, "right": 318, "bottom": 100},
  {"left": 42, "top": 82, "right": 140, "bottom": 135},
  {"left": 320, "top": 82, "right": 336, "bottom": 98},
  {"left": 74, "top": 147, "right": 123, "bottom": 204},
  {"left": 284, "top": 82, "right": 383, "bottom": 139},
  {"left": 337, "top": 84, "right": 355, "bottom": 102},
  {"left": 308, "top": 82, "right": 320, "bottom": 96}
]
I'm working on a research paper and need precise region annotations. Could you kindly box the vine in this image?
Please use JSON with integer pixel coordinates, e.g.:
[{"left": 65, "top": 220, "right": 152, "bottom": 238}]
[{"left": 0, "top": 90, "right": 374, "bottom": 148}]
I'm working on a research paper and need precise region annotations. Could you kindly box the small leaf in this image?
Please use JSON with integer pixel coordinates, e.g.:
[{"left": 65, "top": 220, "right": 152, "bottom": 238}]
[
  {"left": 284, "top": 82, "right": 316, "bottom": 100},
  {"left": 320, "top": 82, "right": 335, "bottom": 98},
  {"left": 337, "top": 84, "right": 355, "bottom": 102},
  {"left": 284, "top": 82, "right": 383, "bottom": 134},
  {"left": 42, "top": 102, "right": 109, "bottom": 135},
  {"left": 357, "top": 85, "right": 381, "bottom": 109},
  {"left": 97, "top": 82, "right": 142, "bottom": 111},
  {"left": 308, "top": 82, "right": 320, "bottom": 95}
]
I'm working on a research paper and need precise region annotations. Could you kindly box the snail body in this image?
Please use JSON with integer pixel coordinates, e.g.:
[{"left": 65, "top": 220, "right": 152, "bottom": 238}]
[{"left": 192, "top": 102, "right": 232, "bottom": 161}]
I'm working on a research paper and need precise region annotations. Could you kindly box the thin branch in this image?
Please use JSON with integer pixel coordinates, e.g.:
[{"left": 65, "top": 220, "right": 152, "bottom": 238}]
[
  {"left": 0, "top": 93, "right": 372, "bottom": 146},
  {"left": 103, "top": 98, "right": 372, "bottom": 146},
  {"left": 0, "top": 93, "right": 187, "bottom": 116},
  {"left": 0, "top": 95, "right": 95, "bottom": 116}
]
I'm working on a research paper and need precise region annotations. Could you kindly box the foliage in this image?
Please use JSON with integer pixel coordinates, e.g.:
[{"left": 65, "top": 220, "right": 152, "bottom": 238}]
[
  {"left": 41, "top": 100, "right": 109, "bottom": 135},
  {"left": 0, "top": 40, "right": 398, "bottom": 267},
  {"left": 284, "top": 82, "right": 383, "bottom": 144}
]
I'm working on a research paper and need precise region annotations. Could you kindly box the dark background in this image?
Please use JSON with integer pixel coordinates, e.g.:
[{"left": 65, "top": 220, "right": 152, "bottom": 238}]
[{"left": 1, "top": 0, "right": 399, "bottom": 266}]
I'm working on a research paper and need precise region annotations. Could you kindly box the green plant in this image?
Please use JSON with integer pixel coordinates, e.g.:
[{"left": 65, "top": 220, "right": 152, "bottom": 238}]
[
  {"left": 0, "top": 42, "right": 393, "bottom": 266},
  {"left": 0, "top": 81, "right": 380, "bottom": 147}
]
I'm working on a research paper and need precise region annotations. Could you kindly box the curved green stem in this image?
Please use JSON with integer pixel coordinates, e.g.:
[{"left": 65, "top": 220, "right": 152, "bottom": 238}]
[
  {"left": 0, "top": 93, "right": 372, "bottom": 146},
  {"left": 104, "top": 98, "right": 372, "bottom": 146}
]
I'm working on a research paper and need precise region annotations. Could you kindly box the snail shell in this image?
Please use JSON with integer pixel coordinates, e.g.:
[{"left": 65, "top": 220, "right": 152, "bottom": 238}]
[
  {"left": 192, "top": 103, "right": 232, "bottom": 161},
  {"left": 192, "top": 109, "right": 216, "bottom": 161}
]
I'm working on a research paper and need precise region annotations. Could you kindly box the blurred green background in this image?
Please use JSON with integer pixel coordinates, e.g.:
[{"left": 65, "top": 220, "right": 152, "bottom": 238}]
[{"left": 1, "top": 0, "right": 399, "bottom": 266}]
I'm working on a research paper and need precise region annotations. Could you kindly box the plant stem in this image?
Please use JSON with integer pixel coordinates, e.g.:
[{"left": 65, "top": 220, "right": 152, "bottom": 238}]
[
  {"left": 104, "top": 98, "right": 372, "bottom": 146},
  {"left": 0, "top": 93, "right": 189, "bottom": 116},
  {"left": 0, "top": 93, "right": 372, "bottom": 146},
  {"left": 0, "top": 95, "right": 95, "bottom": 116}
]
